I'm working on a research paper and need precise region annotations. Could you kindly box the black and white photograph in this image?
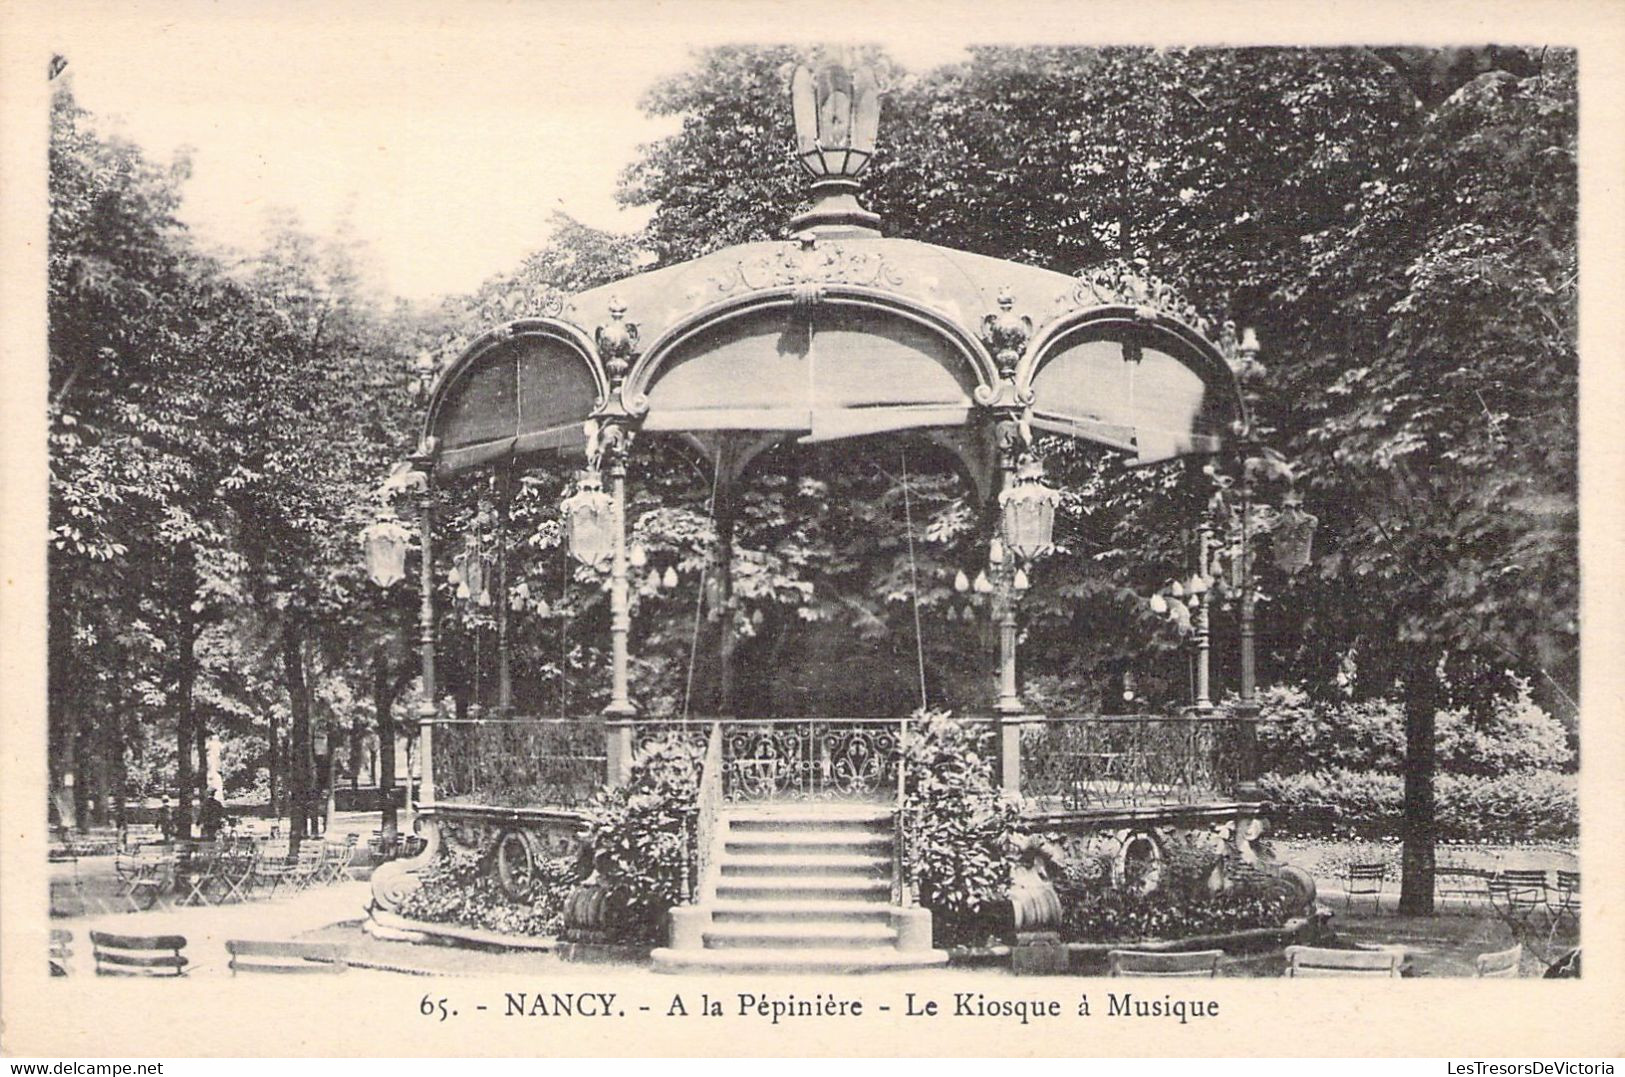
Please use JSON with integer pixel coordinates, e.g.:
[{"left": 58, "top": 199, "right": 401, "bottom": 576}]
[{"left": 2, "top": 0, "right": 1621, "bottom": 1061}]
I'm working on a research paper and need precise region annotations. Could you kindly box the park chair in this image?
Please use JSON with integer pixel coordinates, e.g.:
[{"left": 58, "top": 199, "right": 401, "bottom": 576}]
[
  {"left": 208, "top": 841, "right": 260, "bottom": 903},
  {"left": 50, "top": 929, "right": 73, "bottom": 976},
  {"left": 1475, "top": 942, "right": 1523, "bottom": 978},
  {"left": 1488, "top": 870, "right": 1547, "bottom": 929},
  {"left": 250, "top": 848, "right": 299, "bottom": 898},
  {"left": 90, "top": 931, "right": 188, "bottom": 977},
  {"left": 1284, "top": 945, "right": 1406, "bottom": 978},
  {"left": 114, "top": 847, "right": 175, "bottom": 911},
  {"left": 1108, "top": 949, "right": 1222, "bottom": 977},
  {"left": 1549, "top": 870, "right": 1579, "bottom": 928},
  {"left": 318, "top": 834, "right": 359, "bottom": 884},
  {"left": 175, "top": 843, "right": 225, "bottom": 906},
  {"left": 291, "top": 841, "right": 327, "bottom": 890},
  {"left": 1345, "top": 862, "right": 1386, "bottom": 912},
  {"left": 226, "top": 939, "right": 348, "bottom": 975},
  {"left": 1434, "top": 865, "right": 1491, "bottom": 909}
]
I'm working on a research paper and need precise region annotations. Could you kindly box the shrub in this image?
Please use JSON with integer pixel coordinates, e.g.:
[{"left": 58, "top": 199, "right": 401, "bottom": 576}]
[
  {"left": 577, "top": 734, "right": 703, "bottom": 943},
  {"left": 1254, "top": 686, "right": 1405, "bottom": 774},
  {"left": 902, "top": 711, "right": 1022, "bottom": 933},
  {"left": 1256, "top": 678, "right": 1571, "bottom": 779},
  {"left": 1437, "top": 677, "right": 1573, "bottom": 775},
  {"left": 396, "top": 844, "right": 577, "bottom": 937},
  {"left": 1259, "top": 767, "right": 1576, "bottom": 841}
]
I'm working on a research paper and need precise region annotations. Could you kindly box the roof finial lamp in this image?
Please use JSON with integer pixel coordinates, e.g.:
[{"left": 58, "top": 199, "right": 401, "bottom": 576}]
[{"left": 789, "top": 54, "right": 882, "bottom": 238}]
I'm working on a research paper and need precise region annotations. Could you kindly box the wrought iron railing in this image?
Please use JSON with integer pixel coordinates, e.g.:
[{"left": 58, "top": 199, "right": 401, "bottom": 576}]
[
  {"left": 683, "top": 721, "right": 724, "bottom": 904},
  {"left": 634, "top": 721, "right": 712, "bottom": 756},
  {"left": 718, "top": 718, "right": 907, "bottom": 802},
  {"left": 433, "top": 716, "right": 607, "bottom": 809},
  {"left": 1019, "top": 713, "right": 1252, "bottom": 811}
]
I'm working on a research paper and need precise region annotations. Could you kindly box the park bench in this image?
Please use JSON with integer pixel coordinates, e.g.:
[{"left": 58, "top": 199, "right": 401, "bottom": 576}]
[
  {"left": 226, "top": 939, "right": 349, "bottom": 975},
  {"left": 90, "top": 931, "right": 189, "bottom": 977},
  {"left": 1284, "top": 945, "right": 1406, "bottom": 978},
  {"left": 1475, "top": 942, "right": 1523, "bottom": 978},
  {"left": 1108, "top": 949, "right": 1222, "bottom": 977}
]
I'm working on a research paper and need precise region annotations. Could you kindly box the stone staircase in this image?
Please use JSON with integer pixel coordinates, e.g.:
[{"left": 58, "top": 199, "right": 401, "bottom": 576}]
[{"left": 651, "top": 805, "right": 947, "bottom": 973}]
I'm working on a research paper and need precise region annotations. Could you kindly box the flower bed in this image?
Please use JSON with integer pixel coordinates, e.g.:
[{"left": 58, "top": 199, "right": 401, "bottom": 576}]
[{"left": 395, "top": 845, "right": 578, "bottom": 938}]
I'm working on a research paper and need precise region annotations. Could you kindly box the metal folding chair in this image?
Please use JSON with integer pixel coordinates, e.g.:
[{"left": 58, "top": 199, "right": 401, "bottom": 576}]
[
  {"left": 1548, "top": 870, "right": 1579, "bottom": 928},
  {"left": 114, "top": 847, "right": 174, "bottom": 911},
  {"left": 175, "top": 843, "right": 224, "bottom": 906},
  {"left": 1434, "top": 865, "right": 1491, "bottom": 910},
  {"left": 1488, "top": 869, "right": 1547, "bottom": 929},
  {"left": 1345, "top": 862, "right": 1386, "bottom": 912}
]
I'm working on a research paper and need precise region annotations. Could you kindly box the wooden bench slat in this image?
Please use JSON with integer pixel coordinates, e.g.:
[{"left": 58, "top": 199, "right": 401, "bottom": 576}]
[{"left": 91, "top": 932, "right": 186, "bottom": 949}]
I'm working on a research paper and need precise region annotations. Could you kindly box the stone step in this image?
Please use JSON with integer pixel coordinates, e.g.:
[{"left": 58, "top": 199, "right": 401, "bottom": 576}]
[
  {"left": 714, "top": 876, "right": 891, "bottom": 903},
  {"left": 724, "top": 811, "right": 892, "bottom": 835},
  {"left": 708, "top": 899, "right": 896, "bottom": 924},
  {"left": 702, "top": 922, "right": 899, "bottom": 950},
  {"left": 718, "top": 853, "right": 890, "bottom": 878},
  {"left": 723, "top": 831, "right": 893, "bottom": 856},
  {"left": 650, "top": 945, "right": 949, "bottom": 974}
]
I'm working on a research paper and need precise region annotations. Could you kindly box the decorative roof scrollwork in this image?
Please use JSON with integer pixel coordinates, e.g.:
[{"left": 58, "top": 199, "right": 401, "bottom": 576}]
[
  {"left": 1052, "top": 258, "right": 1215, "bottom": 337},
  {"left": 693, "top": 237, "right": 905, "bottom": 304}
]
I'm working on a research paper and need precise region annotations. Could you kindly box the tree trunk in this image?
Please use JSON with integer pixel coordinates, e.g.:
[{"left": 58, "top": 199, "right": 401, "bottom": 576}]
[
  {"left": 267, "top": 709, "right": 280, "bottom": 817},
  {"left": 92, "top": 699, "right": 115, "bottom": 827},
  {"left": 1398, "top": 651, "right": 1441, "bottom": 915},
  {"left": 349, "top": 722, "right": 362, "bottom": 792},
  {"left": 373, "top": 653, "right": 398, "bottom": 846},
  {"left": 174, "top": 554, "right": 198, "bottom": 841},
  {"left": 280, "top": 620, "right": 312, "bottom": 850},
  {"left": 194, "top": 712, "right": 209, "bottom": 803}
]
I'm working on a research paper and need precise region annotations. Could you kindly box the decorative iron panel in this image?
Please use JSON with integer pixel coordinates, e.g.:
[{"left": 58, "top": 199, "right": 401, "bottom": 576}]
[
  {"left": 434, "top": 718, "right": 607, "bottom": 809},
  {"left": 1019, "top": 715, "right": 1249, "bottom": 810},
  {"left": 720, "top": 719, "right": 902, "bottom": 802}
]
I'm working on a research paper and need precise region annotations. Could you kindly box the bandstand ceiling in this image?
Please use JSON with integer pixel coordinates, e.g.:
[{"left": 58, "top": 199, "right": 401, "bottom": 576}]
[{"left": 421, "top": 237, "right": 1245, "bottom": 476}]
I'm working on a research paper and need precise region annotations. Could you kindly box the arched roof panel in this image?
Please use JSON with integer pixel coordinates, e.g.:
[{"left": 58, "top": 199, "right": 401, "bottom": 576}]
[
  {"left": 425, "top": 321, "right": 604, "bottom": 475},
  {"left": 1020, "top": 310, "right": 1244, "bottom": 464}
]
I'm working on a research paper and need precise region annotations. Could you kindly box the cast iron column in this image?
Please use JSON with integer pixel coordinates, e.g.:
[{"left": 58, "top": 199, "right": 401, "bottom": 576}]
[
  {"left": 496, "top": 468, "right": 513, "bottom": 711},
  {"left": 413, "top": 456, "right": 438, "bottom": 805},
  {"left": 603, "top": 423, "right": 637, "bottom": 716},
  {"left": 1194, "top": 523, "right": 1212, "bottom": 710},
  {"left": 994, "top": 416, "right": 1023, "bottom": 714},
  {"left": 1238, "top": 461, "right": 1256, "bottom": 704}
]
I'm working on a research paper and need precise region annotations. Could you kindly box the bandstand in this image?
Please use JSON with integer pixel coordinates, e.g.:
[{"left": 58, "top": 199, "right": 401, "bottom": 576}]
[{"left": 366, "top": 58, "right": 1312, "bottom": 971}]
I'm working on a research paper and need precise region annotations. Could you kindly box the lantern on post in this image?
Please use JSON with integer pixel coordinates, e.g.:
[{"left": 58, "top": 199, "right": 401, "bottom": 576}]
[
  {"left": 789, "top": 54, "right": 883, "bottom": 235},
  {"left": 560, "top": 469, "right": 614, "bottom": 569},
  {"left": 1272, "top": 492, "right": 1319, "bottom": 574},
  {"left": 999, "top": 456, "right": 1061, "bottom": 562},
  {"left": 360, "top": 513, "right": 412, "bottom": 588}
]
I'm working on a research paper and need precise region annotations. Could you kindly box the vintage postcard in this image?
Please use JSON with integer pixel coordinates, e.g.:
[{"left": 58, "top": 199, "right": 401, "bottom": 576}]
[{"left": 2, "top": 0, "right": 1622, "bottom": 1060}]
